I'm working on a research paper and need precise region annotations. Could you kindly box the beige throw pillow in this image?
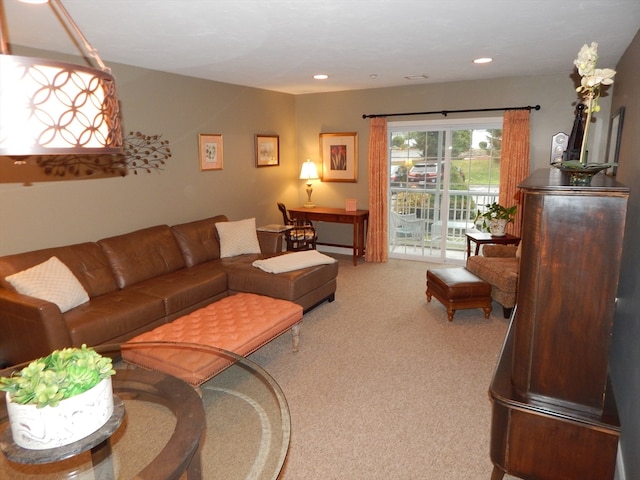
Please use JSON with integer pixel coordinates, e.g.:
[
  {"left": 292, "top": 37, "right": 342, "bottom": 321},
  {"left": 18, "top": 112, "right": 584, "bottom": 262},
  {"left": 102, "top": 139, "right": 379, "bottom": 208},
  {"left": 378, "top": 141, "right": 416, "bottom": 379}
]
[
  {"left": 216, "top": 218, "right": 262, "bottom": 258},
  {"left": 5, "top": 256, "right": 89, "bottom": 313}
]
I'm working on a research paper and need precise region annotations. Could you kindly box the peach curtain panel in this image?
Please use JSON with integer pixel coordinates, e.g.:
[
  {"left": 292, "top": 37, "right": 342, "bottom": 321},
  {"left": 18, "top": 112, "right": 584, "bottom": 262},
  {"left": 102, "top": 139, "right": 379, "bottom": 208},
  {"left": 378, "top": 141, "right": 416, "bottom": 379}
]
[
  {"left": 498, "top": 110, "right": 530, "bottom": 236},
  {"left": 365, "top": 117, "right": 388, "bottom": 262}
]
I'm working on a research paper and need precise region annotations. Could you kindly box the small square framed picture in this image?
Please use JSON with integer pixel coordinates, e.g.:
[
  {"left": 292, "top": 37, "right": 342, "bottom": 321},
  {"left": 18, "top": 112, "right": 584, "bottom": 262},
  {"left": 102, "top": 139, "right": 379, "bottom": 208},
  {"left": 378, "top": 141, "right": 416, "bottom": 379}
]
[
  {"left": 255, "top": 134, "right": 280, "bottom": 167},
  {"left": 199, "top": 133, "right": 223, "bottom": 171}
]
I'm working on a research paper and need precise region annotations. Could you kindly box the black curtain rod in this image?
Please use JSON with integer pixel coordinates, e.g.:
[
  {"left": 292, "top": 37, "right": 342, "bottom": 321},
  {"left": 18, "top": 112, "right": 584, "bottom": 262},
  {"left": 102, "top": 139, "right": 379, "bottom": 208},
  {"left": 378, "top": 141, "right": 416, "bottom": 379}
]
[{"left": 362, "top": 104, "right": 540, "bottom": 119}]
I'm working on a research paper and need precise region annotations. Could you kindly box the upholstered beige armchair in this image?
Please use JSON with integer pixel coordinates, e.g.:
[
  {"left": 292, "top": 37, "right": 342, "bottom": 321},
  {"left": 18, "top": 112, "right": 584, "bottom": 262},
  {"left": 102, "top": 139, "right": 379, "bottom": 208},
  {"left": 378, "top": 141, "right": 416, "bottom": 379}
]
[{"left": 466, "top": 244, "right": 519, "bottom": 318}]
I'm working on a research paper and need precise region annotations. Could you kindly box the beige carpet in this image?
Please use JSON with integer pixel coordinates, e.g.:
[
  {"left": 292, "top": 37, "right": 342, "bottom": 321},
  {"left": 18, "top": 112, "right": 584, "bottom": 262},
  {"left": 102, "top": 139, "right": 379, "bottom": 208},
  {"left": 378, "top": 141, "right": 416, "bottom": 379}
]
[
  {"left": 248, "top": 255, "right": 515, "bottom": 479},
  {"left": 0, "top": 255, "right": 518, "bottom": 479}
]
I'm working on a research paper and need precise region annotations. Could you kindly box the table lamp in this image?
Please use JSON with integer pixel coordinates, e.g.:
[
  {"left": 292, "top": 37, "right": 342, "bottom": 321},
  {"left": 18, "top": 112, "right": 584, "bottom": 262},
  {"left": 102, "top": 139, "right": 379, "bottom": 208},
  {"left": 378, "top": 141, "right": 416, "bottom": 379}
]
[{"left": 299, "top": 159, "right": 319, "bottom": 208}]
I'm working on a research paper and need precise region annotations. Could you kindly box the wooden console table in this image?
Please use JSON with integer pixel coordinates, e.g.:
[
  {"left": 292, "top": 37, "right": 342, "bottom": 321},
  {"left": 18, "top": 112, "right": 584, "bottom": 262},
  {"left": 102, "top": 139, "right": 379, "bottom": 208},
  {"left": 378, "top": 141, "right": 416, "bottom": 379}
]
[{"left": 288, "top": 207, "right": 369, "bottom": 266}]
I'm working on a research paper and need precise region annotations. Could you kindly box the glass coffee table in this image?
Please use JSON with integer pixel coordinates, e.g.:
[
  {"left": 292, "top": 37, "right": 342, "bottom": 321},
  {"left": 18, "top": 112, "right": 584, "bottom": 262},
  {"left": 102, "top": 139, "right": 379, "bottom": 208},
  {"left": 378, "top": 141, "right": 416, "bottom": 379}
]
[{"left": 0, "top": 342, "right": 291, "bottom": 480}]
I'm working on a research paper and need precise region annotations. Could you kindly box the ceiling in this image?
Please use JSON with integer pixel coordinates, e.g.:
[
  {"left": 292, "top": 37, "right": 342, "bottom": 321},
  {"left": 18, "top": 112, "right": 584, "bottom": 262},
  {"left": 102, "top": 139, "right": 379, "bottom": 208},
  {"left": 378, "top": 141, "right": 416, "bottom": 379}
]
[{"left": 3, "top": 0, "right": 640, "bottom": 95}]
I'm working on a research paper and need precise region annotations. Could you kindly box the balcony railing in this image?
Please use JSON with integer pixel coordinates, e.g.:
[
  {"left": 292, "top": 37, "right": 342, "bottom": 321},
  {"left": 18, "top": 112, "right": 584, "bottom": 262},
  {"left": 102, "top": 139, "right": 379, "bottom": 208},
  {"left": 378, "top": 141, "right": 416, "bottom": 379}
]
[{"left": 389, "top": 187, "right": 499, "bottom": 253}]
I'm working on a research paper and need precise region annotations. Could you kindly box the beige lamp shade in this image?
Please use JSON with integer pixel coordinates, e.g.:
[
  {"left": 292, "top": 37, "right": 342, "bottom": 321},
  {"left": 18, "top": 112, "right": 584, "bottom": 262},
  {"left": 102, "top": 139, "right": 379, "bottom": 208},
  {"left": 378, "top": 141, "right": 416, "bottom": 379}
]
[
  {"left": 300, "top": 159, "right": 319, "bottom": 207},
  {"left": 299, "top": 159, "right": 319, "bottom": 180}
]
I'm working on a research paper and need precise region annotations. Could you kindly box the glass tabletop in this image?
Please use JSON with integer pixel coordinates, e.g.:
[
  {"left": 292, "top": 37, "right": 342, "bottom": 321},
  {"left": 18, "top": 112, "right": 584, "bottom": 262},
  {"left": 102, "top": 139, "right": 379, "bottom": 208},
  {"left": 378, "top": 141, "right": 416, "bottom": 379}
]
[{"left": 0, "top": 342, "right": 291, "bottom": 480}]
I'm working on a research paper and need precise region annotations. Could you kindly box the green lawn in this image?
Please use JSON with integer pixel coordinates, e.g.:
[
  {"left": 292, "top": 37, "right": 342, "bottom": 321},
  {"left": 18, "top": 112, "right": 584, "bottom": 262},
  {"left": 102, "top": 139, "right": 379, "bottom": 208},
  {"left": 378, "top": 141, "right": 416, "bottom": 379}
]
[{"left": 452, "top": 156, "right": 501, "bottom": 186}]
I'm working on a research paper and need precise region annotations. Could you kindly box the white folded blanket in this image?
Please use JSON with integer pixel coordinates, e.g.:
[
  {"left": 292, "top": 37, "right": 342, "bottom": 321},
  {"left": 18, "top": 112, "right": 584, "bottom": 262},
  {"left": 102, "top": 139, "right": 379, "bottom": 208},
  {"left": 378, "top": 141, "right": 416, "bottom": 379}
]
[{"left": 252, "top": 250, "right": 336, "bottom": 274}]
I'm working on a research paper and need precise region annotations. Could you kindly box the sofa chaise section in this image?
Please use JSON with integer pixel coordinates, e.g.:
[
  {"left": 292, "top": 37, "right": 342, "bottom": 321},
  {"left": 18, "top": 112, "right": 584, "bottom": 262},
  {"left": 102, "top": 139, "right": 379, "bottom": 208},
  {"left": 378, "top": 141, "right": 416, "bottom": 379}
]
[
  {"left": 172, "top": 215, "right": 338, "bottom": 312},
  {"left": 221, "top": 255, "right": 337, "bottom": 312}
]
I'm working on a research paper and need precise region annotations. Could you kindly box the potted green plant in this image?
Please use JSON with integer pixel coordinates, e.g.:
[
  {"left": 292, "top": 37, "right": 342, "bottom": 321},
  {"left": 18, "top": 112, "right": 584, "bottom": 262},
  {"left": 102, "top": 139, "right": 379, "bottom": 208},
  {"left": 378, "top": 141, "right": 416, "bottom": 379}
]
[
  {"left": 474, "top": 202, "right": 517, "bottom": 237},
  {"left": 0, "top": 344, "right": 116, "bottom": 450}
]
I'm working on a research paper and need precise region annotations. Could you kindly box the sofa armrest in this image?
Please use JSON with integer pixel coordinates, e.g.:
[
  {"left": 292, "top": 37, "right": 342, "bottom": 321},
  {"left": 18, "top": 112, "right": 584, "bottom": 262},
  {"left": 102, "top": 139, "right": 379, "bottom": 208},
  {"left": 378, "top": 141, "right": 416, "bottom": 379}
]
[
  {"left": 0, "top": 289, "right": 72, "bottom": 366},
  {"left": 481, "top": 245, "right": 518, "bottom": 258},
  {"left": 257, "top": 230, "right": 283, "bottom": 254}
]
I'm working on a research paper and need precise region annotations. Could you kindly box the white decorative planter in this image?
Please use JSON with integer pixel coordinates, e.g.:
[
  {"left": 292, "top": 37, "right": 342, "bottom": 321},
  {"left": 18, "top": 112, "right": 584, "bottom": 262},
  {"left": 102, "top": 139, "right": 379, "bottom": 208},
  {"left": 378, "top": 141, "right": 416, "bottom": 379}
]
[
  {"left": 489, "top": 219, "right": 507, "bottom": 237},
  {"left": 6, "top": 377, "right": 114, "bottom": 450}
]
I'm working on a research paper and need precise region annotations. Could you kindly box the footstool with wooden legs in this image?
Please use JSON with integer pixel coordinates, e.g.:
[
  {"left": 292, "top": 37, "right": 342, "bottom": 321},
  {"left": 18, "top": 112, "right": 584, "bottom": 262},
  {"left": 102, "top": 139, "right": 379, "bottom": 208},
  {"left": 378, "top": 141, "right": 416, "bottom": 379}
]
[{"left": 426, "top": 267, "right": 492, "bottom": 321}]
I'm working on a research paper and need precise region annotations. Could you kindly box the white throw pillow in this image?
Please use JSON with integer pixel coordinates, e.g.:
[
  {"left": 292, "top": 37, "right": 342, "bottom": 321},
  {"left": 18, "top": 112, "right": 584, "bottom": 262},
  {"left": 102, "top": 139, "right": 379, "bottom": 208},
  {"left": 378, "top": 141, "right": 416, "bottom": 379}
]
[
  {"left": 216, "top": 218, "right": 262, "bottom": 258},
  {"left": 5, "top": 256, "right": 90, "bottom": 313}
]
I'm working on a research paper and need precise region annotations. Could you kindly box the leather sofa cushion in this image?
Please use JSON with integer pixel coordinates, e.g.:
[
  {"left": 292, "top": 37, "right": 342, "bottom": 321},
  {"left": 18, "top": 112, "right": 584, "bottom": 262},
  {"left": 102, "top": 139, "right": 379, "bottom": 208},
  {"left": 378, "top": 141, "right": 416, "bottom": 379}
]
[
  {"left": 129, "top": 263, "right": 228, "bottom": 315},
  {"left": 0, "top": 242, "right": 117, "bottom": 298},
  {"left": 99, "top": 225, "right": 186, "bottom": 289},
  {"left": 64, "top": 289, "right": 166, "bottom": 346},
  {"left": 171, "top": 215, "right": 227, "bottom": 267}
]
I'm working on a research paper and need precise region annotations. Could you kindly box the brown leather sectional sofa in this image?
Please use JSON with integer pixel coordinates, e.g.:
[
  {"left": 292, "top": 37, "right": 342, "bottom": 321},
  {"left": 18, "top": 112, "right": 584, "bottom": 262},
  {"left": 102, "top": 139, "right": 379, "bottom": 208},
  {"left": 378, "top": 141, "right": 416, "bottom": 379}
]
[{"left": 0, "top": 215, "right": 338, "bottom": 366}]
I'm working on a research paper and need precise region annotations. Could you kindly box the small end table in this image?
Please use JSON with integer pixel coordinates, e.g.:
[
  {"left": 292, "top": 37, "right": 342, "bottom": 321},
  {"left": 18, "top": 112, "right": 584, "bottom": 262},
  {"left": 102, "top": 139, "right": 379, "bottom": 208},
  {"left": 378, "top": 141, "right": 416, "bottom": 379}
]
[{"left": 466, "top": 231, "right": 520, "bottom": 257}]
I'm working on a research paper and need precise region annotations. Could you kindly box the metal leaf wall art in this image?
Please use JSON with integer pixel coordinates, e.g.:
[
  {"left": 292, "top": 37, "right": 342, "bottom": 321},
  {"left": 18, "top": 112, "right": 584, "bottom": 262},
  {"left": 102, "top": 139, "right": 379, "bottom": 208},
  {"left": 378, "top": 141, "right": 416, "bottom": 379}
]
[
  {"left": 122, "top": 131, "right": 172, "bottom": 175},
  {"left": 35, "top": 131, "right": 172, "bottom": 177}
]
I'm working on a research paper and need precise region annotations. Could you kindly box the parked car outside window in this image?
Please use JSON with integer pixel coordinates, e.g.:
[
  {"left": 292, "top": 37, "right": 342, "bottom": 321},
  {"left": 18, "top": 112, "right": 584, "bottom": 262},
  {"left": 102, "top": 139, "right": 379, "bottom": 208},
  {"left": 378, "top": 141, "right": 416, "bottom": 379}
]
[{"left": 408, "top": 162, "right": 439, "bottom": 187}]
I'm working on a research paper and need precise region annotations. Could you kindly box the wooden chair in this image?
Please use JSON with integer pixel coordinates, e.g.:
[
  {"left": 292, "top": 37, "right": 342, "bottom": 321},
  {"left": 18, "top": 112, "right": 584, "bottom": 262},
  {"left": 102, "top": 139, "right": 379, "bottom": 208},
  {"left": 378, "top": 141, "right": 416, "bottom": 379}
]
[{"left": 277, "top": 203, "right": 317, "bottom": 251}]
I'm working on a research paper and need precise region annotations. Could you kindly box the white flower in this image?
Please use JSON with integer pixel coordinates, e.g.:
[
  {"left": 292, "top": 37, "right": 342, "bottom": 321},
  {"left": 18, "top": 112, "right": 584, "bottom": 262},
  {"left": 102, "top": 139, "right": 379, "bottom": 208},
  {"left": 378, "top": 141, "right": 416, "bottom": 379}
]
[
  {"left": 574, "top": 42, "right": 599, "bottom": 76},
  {"left": 569, "top": 42, "right": 617, "bottom": 166},
  {"left": 578, "top": 67, "right": 617, "bottom": 90},
  {"left": 573, "top": 42, "right": 616, "bottom": 111}
]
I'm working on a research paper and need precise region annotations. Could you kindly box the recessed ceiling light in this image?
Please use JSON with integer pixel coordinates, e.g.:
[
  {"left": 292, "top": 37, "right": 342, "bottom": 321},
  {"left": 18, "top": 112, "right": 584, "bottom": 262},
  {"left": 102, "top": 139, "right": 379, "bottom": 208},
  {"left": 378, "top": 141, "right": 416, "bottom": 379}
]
[
  {"left": 313, "top": 74, "right": 329, "bottom": 80},
  {"left": 473, "top": 57, "right": 493, "bottom": 64},
  {"left": 404, "top": 74, "right": 429, "bottom": 80}
]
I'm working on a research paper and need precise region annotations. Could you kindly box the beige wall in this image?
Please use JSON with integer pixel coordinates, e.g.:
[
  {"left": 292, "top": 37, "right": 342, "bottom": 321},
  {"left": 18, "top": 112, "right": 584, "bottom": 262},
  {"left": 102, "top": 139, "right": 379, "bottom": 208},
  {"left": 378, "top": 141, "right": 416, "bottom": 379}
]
[
  {"left": 0, "top": 50, "right": 614, "bottom": 255},
  {"left": 295, "top": 73, "right": 611, "bottom": 244},
  {"left": 0, "top": 52, "right": 297, "bottom": 254}
]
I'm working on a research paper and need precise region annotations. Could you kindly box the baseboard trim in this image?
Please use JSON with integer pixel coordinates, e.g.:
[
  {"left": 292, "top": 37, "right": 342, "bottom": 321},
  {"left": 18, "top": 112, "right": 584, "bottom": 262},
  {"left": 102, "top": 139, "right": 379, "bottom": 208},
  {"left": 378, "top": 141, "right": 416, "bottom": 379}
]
[{"left": 317, "top": 246, "right": 352, "bottom": 256}]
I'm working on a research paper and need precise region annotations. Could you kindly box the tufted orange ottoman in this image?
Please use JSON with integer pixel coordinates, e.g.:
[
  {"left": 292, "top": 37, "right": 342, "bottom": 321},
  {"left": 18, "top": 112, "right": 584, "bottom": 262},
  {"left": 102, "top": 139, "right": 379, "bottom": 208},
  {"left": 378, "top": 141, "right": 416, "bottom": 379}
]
[{"left": 122, "top": 292, "right": 303, "bottom": 386}]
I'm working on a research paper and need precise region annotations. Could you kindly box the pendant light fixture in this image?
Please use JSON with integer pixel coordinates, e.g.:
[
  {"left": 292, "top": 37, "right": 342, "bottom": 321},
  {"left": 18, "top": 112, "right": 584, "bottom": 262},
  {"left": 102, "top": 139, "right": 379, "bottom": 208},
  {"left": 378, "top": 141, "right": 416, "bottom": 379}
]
[{"left": 0, "top": 0, "right": 122, "bottom": 156}]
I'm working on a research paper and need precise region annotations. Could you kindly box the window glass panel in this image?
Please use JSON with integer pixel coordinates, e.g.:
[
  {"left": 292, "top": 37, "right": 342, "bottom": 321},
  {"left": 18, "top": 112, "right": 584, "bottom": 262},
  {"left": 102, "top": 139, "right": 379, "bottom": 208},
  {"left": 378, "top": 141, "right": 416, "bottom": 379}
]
[{"left": 388, "top": 118, "right": 502, "bottom": 263}]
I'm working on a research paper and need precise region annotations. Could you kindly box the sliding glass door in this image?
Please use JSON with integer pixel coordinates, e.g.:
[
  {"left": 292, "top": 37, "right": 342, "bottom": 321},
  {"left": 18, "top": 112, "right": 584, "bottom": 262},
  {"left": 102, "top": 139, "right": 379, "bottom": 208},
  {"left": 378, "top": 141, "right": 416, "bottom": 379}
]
[{"left": 388, "top": 118, "right": 502, "bottom": 263}]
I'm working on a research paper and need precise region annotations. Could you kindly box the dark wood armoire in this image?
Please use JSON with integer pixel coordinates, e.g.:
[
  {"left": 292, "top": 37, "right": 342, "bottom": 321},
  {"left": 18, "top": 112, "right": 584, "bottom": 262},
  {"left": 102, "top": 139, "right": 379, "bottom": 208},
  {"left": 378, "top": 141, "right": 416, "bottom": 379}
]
[{"left": 489, "top": 169, "right": 629, "bottom": 480}]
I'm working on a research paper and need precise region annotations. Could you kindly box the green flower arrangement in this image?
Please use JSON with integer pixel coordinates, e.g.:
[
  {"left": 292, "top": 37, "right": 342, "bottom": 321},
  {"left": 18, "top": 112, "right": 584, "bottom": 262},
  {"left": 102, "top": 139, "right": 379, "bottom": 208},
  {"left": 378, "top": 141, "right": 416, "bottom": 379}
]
[{"left": 0, "top": 345, "right": 115, "bottom": 408}]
